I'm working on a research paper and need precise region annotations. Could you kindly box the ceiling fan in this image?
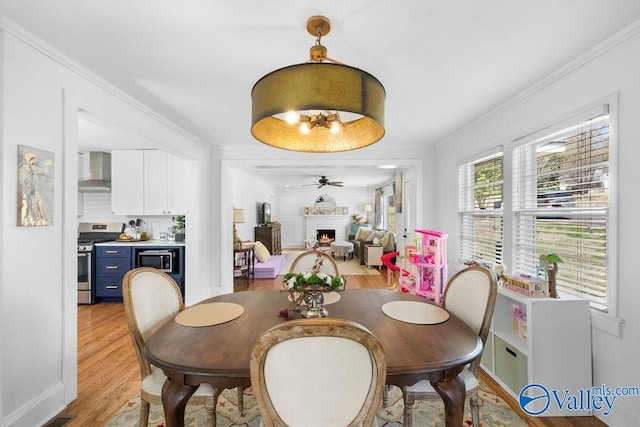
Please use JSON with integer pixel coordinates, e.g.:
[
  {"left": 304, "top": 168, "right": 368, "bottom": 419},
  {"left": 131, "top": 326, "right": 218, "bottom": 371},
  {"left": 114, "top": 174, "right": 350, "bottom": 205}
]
[{"left": 303, "top": 176, "right": 344, "bottom": 189}]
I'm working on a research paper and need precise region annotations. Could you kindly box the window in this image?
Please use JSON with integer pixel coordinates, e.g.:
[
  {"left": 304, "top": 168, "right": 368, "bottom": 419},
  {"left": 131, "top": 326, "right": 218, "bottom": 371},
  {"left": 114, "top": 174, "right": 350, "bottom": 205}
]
[
  {"left": 458, "top": 103, "right": 613, "bottom": 311},
  {"left": 512, "top": 111, "right": 610, "bottom": 311},
  {"left": 458, "top": 152, "right": 504, "bottom": 266}
]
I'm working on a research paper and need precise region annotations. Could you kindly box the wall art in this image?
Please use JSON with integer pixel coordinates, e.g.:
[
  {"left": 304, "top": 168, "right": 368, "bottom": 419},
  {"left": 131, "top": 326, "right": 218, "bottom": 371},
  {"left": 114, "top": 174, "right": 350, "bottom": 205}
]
[{"left": 17, "top": 145, "right": 55, "bottom": 226}]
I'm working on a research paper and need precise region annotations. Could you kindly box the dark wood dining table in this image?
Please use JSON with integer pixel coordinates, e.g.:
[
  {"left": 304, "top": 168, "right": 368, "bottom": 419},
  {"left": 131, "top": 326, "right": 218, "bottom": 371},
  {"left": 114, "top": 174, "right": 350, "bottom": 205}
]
[{"left": 145, "top": 289, "right": 482, "bottom": 426}]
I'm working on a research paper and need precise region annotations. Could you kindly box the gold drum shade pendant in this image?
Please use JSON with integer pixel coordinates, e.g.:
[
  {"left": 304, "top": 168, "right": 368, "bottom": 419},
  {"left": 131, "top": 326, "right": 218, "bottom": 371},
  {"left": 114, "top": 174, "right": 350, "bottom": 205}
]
[{"left": 251, "top": 16, "right": 385, "bottom": 153}]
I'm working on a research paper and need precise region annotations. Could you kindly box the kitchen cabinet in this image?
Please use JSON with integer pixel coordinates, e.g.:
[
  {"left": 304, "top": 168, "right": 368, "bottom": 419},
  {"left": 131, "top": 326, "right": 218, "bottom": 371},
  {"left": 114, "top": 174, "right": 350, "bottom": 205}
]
[
  {"left": 95, "top": 246, "right": 132, "bottom": 299},
  {"left": 481, "top": 287, "right": 592, "bottom": 416},
  {"left": 111, "top": 150, "right": 193, "bottom": 215},
  {"left": 144, "top": 151, "right": 192, "bottom": 215},
  {"left": 95, "top": 243, "right": 186, "bottom": 300},
  {"left": 111, "top": 150, "right": 144, "bottom": 214}
]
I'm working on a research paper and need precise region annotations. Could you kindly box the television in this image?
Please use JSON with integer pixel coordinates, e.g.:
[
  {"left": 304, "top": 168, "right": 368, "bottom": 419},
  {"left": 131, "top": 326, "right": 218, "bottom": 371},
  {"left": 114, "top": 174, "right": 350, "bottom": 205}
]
[{"left": 259, "top": 202, "right": 271, "bottom": 225}]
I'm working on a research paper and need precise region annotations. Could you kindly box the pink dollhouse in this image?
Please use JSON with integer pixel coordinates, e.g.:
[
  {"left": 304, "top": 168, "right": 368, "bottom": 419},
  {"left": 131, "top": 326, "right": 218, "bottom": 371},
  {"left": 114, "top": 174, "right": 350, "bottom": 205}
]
[{"left": 403, "top": 229, "right": 448, "bottom": 305}]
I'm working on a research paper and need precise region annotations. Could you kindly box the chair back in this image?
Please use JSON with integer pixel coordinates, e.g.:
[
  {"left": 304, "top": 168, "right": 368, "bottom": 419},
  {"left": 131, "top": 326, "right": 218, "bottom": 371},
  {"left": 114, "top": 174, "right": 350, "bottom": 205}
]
[
  {"left": 123, "top": 267, "right": 184, "bottom": 377},
  {"left": 250, "top": 318, "right": 386, "bottom": 427},
  {"left": 442, "top": 266, "right": 498, "bottom": 374},
  {"left": 289, "top": 250, "right": 339, "bottom": 276}
]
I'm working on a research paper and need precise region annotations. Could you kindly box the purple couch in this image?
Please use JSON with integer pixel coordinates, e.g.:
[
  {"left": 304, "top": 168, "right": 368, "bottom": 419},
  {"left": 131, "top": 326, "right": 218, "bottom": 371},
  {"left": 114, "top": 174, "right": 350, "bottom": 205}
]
[{"left": 253, "top": 254, "right": 286, "bottom": 279}]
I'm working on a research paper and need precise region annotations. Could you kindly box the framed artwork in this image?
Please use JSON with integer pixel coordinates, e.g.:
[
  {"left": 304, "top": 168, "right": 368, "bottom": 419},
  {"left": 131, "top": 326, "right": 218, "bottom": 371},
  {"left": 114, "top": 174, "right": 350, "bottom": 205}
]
[{"left": 17, "top": 145, "right": 55, "bottom": 226}]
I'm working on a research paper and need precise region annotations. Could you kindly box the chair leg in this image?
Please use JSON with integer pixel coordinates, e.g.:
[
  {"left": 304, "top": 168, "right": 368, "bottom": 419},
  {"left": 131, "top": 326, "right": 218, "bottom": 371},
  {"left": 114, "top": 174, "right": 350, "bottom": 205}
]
[
  {"left": 237, "top": 386, "right": 244, "bottom": 413},
  {"left": 139, "top": 398, "right": 150, "bottom": 427},
  {"left": 205, "top": 395, "right": 216, "bottom": 427},
  {"left": 382, "top": 385, "right": 389, "bottom": 407},
  {"left": 403, "top": 389, "right": 414, "bottom": 427},
  {"left": 470, "top": 395, "right": 480, "bottom": 427}
]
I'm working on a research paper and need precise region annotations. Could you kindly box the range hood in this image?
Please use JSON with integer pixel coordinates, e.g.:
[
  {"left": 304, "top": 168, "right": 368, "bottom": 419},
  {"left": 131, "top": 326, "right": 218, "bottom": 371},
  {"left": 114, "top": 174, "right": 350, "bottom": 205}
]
[{"left": 78, "top": 152, "right": 112, "bottom": 193}]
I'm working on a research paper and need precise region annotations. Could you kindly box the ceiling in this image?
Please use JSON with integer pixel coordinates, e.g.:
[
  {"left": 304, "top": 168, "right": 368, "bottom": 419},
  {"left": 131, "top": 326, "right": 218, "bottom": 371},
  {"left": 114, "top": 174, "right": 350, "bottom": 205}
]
[{"left": 3, "top": 1, "right": 640, "bottom": 188}]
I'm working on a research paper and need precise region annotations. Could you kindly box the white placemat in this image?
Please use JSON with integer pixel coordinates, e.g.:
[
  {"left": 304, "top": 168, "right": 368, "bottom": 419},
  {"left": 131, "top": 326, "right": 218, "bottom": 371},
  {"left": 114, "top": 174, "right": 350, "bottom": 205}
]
[
  {"left": 323, "top": 291, "right": 341, "bottom": 305},
  {"left": 381, "top": 301, "right": 450, "bottom": 325},
  {"left": 175, "top": 302, "right": 244, "bottom": 327}
]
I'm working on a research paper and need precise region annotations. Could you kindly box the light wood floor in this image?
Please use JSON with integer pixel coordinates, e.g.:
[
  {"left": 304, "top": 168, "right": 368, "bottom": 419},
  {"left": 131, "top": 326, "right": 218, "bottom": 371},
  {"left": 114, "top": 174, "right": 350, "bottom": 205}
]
[{"left": 56, "top": 266, "right": 606, "bottom": 426}]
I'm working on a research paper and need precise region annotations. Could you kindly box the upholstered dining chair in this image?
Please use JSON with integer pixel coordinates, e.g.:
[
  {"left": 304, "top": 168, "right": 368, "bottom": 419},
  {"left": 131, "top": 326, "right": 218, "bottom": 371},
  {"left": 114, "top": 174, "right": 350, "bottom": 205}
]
[
  {"left": 402, "top": 266, "right": 498, "bottom": 427},
  {"left": 250, "top": 318, "right": 387, "bottom": 427},
  {"left": 289, "top": 250, "right": 344, "bottom": 289},
  {"left": 122, "top": 267, "right": 216, "bottom": 427}
]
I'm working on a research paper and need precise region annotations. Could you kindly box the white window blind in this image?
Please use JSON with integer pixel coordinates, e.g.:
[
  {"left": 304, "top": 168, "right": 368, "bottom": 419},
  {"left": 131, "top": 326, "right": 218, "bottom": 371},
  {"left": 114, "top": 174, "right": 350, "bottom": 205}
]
[
  {"left": 458, "top": 154, "right": 504, "bottom": 266},
  {"left": 512, "top": 113, "right": 610, "bottom": 310}
]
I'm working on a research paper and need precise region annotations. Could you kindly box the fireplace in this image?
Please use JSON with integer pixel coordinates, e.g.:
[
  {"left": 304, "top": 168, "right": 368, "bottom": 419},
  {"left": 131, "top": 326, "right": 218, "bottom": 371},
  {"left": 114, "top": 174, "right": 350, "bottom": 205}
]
[{"left": 316, "top": 229, "right": 336, "bottom": 246}]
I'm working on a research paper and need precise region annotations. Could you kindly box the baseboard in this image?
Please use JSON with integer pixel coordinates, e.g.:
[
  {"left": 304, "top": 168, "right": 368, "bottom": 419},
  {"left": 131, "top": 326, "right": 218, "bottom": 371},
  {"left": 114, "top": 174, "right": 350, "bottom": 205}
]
[{"left": 2, "top": 382, "right": 66, "bottom": 427}]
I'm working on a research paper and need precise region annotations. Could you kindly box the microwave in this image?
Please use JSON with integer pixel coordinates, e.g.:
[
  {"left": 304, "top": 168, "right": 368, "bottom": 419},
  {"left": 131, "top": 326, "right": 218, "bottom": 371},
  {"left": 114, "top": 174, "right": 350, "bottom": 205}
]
[{"left": 137, "top": 249, "right": 175, "bottom": 273}]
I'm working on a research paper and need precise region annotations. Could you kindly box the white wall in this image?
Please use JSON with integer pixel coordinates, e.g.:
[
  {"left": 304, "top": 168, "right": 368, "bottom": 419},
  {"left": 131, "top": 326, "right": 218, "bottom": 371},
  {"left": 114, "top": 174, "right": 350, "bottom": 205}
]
[
  {"left": 0, "top": 21, "right": 214, "bottom": 426},
  {"left": 275, "top": 186, "right": 376, "bottom": 248},
  {"left": 433, "top": 24, "right": 640, "bottom": 425},
  {"left": 231, "top": 167, "right": 275, "bottom": 244}
]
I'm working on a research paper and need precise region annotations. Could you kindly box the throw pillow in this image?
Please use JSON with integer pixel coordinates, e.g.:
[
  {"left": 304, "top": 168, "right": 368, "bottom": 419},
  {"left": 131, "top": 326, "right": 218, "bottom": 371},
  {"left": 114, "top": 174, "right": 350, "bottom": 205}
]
[
  {"left": 254, "top": 241, "right": 271, "bottom": 263},
  {"left": 380, "top": 233, "right": 396, "bottom": 253},
  {"left": 354, "top": 227, "right": 373, "bottom": 241}
]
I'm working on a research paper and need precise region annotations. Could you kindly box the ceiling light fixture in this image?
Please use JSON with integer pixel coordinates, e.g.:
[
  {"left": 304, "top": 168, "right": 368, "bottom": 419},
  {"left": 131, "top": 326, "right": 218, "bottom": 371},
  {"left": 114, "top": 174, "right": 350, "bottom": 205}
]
[{"left": 251, "top": 16, "right": 385, "bottom": 153}]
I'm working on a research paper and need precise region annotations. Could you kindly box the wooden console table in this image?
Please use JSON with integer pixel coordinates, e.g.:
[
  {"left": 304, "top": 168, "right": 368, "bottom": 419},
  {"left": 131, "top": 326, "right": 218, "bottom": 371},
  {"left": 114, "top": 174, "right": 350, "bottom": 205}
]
[{"left": 233, "top": 246, "right": 254, "bottom": 286}]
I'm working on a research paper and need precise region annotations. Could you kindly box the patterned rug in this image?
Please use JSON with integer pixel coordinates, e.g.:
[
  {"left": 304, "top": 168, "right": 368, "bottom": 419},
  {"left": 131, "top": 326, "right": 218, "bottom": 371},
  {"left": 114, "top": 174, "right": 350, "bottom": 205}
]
[{"left": 106, "top": 380, "right": 526, "bottom": 426}]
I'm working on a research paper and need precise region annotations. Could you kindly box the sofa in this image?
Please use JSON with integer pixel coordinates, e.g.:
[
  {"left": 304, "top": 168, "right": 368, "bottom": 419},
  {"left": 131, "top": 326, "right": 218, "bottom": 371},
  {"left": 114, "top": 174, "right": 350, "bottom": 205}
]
[
  {"left": 253, "top": 254, "right": 286, "bottom": 279},
  {"left": 349, "top": 228, "right": 396, "bottom": 265}
]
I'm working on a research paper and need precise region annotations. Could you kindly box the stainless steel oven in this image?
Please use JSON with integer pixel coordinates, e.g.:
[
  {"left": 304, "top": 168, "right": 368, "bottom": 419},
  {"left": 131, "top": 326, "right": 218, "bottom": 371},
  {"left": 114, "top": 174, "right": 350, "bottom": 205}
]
[
  {"left": 77, "top": 222, "right": 124, "bottom": 304},
  {"left": 77, "top": 247, "right": 93, "bottom": 304}
]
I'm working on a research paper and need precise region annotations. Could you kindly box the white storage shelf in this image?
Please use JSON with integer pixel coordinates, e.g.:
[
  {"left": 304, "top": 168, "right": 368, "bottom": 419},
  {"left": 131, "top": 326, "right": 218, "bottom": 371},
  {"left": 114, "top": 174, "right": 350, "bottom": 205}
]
[{"left": 482, "top": 286, "right": 593, "bottom": 417}]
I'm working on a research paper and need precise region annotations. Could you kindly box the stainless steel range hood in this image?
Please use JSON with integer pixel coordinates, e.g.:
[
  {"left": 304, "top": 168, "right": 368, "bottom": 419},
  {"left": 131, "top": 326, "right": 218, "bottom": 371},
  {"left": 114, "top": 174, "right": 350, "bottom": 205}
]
[{"left": 78, "top": 152, "right": 112, "bottom": 193}]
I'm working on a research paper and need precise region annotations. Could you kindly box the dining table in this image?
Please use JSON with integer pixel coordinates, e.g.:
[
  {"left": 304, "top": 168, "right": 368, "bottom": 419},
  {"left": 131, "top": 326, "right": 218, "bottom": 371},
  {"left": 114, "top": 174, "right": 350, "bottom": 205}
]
[{"left": 145, "top": 289, "right": 482, "bottom": 427}]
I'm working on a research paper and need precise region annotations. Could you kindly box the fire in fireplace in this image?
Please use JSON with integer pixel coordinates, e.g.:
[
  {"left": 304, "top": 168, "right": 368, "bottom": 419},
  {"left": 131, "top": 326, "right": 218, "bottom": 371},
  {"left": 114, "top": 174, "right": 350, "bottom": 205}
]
[{"left": 316, "top": 229, "right": 336, "bottom": 246}]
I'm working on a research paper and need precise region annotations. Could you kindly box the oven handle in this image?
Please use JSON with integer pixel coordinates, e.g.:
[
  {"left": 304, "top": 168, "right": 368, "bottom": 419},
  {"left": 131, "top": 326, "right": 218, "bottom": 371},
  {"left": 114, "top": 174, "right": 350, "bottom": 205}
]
[{"left": 78, "top": 253, "right": 88, "bottom": 258}]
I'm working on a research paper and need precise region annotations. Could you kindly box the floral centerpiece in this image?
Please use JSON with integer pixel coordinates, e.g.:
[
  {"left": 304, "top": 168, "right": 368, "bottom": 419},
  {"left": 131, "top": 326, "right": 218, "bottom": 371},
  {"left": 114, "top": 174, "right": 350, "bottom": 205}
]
[{"left": 280, "top": 253, "right": 345, "bottom": 318}]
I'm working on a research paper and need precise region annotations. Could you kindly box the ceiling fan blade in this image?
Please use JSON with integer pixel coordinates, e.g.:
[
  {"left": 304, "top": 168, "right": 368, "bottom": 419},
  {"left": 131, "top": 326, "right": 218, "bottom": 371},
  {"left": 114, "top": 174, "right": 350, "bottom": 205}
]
[{"left": 329, "top": 183, "right": 344, "bottom": 187}]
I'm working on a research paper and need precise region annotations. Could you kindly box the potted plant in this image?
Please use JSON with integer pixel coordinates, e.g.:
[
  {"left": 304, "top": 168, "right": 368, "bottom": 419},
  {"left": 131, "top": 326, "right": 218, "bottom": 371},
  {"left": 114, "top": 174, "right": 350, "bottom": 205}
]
[
  {"left": 175, "top": 215, "right": 186, "bottom": 242},
  {"left": 540, "top": 253, "right": 562, "bottom": 298}
]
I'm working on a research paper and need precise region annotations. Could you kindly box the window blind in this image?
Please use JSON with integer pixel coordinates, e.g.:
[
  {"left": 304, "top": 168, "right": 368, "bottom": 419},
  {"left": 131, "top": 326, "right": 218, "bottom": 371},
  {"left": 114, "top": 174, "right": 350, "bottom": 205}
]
[
  {"left": 512, "top": 113, "right": 610, "bottom": 310},
  {"left": 458, "top": 154, "right": 504, "bottom": 266}
]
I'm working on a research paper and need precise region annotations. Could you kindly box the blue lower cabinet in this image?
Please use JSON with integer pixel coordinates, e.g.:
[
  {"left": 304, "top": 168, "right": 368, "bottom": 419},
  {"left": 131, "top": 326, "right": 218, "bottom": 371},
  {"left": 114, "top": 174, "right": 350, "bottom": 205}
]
[{"left": 96, "top": 246, "right": 132, "bottom": 299}]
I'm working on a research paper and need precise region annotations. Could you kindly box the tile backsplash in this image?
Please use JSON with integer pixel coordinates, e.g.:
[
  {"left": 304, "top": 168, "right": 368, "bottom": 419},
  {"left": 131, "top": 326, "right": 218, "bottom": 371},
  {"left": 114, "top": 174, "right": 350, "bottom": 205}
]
[{"left": 79, "top": 192, "right": 177, "bottom": 238}]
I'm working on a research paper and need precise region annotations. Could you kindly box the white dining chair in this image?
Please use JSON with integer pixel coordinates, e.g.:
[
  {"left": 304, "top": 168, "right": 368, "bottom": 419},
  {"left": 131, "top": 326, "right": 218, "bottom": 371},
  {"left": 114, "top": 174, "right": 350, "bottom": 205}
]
[
  {"left": 122, "top": 267, "right": 216, "bottom": 427},
  {"left": 402, "top": 266, "right": 498, "bottom": 427},
  {"left": 250, "top": 317, "right": 387, "bottom": 427}
]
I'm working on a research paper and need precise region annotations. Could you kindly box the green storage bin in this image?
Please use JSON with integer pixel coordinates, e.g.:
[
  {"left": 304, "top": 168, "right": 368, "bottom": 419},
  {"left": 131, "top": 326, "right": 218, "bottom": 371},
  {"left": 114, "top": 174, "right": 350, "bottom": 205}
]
[{"left": 494, "top": 335, "right": 528, "bottom": 395}]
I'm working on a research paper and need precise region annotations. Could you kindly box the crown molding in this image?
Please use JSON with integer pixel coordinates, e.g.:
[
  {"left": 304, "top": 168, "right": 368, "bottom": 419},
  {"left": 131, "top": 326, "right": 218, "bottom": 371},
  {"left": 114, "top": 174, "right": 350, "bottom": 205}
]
[
  {"left": 0, "top": 15, "right": 211, "bottom": 149},
  {"left": 437, "top": 19, "right": 640, "bottom": 148}
]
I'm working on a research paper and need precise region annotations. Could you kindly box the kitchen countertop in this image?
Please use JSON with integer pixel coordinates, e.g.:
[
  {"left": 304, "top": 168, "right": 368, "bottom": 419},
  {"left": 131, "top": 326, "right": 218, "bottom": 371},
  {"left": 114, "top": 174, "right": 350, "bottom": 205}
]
[{"left": 95, "top": 239, "right": 186, "bottom": 247}]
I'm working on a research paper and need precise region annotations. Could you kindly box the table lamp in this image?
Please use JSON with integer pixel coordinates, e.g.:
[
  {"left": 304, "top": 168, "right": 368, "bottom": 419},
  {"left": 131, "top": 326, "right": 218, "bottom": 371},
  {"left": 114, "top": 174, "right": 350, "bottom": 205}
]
[
  {"left": 233, "top": 208, "right": 245, "bottom": 249},
  {"left": 363, "top": 204, "right": 373, "bottom": 224}
]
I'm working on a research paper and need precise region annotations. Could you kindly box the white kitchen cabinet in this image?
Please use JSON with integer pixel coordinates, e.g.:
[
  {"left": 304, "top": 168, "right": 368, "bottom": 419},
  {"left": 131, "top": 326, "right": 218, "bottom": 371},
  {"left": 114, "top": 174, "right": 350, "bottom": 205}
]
[
  {"left": 144, "top": 150, "right": 191, "bottom": 215},
  {"left": 111, "top": 150, "right": 144, "bottom": 214},
  {"left": 481, "top": 286, "right": 592, "bottom": 416},
  {"left": 112, "top": 149, "right": 192, "bottom": 215}
]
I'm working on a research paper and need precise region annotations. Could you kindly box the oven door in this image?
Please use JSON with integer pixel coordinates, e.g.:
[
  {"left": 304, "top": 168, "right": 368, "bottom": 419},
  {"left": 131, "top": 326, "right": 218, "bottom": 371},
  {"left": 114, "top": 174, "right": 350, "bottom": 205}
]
[{"left": 78, "top": 251, "right": 93, "bottom": 304}]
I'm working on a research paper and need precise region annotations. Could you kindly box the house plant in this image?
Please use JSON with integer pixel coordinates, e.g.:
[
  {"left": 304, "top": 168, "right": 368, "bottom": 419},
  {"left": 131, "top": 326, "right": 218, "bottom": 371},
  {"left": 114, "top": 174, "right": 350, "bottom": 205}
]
[
  {"left": 175, "top": 215, "right": 186, "bottom": 242},
  {"left": 282, "top": 253, "right": 345, "bottom": 318}
]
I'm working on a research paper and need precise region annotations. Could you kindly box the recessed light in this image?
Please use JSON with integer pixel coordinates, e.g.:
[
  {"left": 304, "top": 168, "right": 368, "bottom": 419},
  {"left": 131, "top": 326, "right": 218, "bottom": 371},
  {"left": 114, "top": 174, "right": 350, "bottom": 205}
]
[{"left": 378, "top": 165, "right": 397, "bottom": 169}]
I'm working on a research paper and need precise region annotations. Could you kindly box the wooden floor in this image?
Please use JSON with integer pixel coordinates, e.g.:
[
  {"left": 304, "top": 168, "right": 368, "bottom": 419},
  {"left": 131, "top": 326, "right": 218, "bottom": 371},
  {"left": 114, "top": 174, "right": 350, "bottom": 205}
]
[{"left": 56, "top": 266, "right": 606, "bottom": 426}]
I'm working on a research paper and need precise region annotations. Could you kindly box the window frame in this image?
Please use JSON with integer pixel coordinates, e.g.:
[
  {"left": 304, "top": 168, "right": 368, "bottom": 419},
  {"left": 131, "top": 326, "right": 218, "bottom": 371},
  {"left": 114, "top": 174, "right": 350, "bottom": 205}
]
[{"left": 457, "top": 96, "right": 619, "bottom": 325}]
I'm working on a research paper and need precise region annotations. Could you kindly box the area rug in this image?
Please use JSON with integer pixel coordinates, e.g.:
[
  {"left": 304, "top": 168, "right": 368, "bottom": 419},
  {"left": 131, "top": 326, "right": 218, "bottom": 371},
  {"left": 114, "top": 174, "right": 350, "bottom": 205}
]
[
  {"left": 106, "top": 380, "right": 527, "bottom": 426},
  {"left": 282, "top": 250, "right": 380, "bottom": 276}
]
